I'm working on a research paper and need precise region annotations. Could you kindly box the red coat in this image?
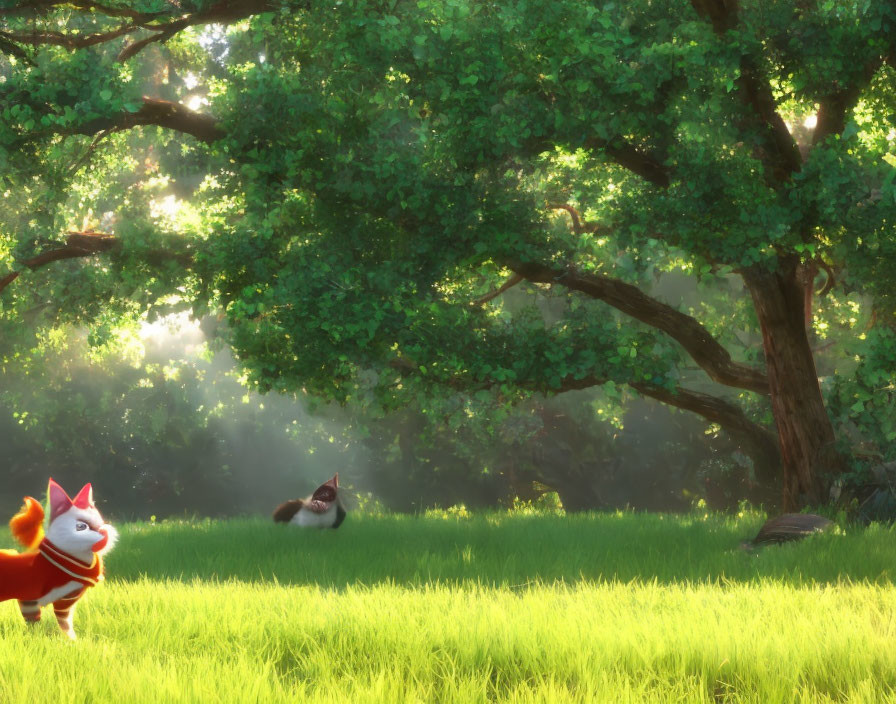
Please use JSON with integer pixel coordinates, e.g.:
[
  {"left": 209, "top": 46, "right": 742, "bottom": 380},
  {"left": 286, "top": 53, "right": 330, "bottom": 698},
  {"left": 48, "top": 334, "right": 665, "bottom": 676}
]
[{"left": 0, "top": 538, "right": 103, "bottom": 603}]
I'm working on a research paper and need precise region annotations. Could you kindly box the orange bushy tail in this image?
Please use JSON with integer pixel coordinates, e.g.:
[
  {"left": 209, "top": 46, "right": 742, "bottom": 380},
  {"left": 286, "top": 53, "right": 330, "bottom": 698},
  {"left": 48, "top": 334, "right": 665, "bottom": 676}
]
[{"left": 10, "top": 497, "right": 44, "bottom": 550}]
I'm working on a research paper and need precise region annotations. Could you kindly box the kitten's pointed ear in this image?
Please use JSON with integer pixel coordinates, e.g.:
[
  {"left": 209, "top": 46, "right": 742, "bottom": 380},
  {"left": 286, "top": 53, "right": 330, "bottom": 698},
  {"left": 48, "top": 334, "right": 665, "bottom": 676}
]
[
  {"left": 73, "top": 483, "right": 94, "bottom": 509},
  {"left": 48, "top": 478, "right": 74, "bottom": 521}
]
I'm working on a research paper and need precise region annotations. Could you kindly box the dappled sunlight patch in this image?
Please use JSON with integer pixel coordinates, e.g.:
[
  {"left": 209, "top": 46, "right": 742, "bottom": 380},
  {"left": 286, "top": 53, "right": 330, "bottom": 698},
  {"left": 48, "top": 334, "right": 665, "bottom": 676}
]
[{"left": 424, "top": 503, "right": 473, "bottom": 519}]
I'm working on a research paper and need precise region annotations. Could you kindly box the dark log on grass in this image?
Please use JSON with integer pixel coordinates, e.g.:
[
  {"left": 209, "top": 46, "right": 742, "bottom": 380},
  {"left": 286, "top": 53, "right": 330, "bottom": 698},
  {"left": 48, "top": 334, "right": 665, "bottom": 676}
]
[{"left": 742, "top": 513, "right": 834, "bottom": 550}]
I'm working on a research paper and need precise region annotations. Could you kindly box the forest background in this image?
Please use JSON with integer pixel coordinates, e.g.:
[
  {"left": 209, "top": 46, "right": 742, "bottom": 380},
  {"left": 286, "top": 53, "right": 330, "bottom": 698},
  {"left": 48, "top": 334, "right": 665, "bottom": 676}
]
[{"left": 1, "top": 0, "right": 895, "bottom": 520}]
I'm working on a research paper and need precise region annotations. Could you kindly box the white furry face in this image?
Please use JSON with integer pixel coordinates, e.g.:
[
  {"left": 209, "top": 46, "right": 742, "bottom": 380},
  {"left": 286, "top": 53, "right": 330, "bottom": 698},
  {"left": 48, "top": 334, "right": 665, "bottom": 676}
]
[{"left": 46, "top": 505, "right": 118, "bottom": 564}]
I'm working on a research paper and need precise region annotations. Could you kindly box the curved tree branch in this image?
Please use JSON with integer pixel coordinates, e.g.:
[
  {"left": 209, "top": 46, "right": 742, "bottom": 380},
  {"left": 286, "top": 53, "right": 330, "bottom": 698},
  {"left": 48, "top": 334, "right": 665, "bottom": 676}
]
[
  {"left": 472, "top": 273, "right": 524, "bottom": 306},
  {"left": 0, "top": 102, "right": 219, "bottom": 295},
  {"left": 1, "top": 0, "right": 280, "bottom": 62},
  {"left": 0, "top": 230, "right": 194, "bottom": 295},
  {"left": 584, "top": 138, "right": 672, "bottom": 188},
  {"left": 524, "top": 136, "right": 672, "bottom": 188},
  {"left": 496, "top": 368, "right": 781, "bottom": 484},
  {"left": 117, "top": 18, "right": 193, "bottom": 62},
  {"left": 73, "top": 97, "right": 225, "bottom": 143},
  {"left": 797, "top": 257, "right": 838, "bottom": 329},
  {"left": 547, "top": 203, "right": 606, "bottom": 235},
  {"left": 0, "top": 31, "right": 34, "bottom": 62},
  {"left": 67, "top": 128, "right": 114, "bottom": 176},
  {"left": 0, "top": 231, "right": 118, "bottom": 294},
  {"left": 535, "top": 373, "right": 780, "bottom": 484},
  {"left": 389, "top": 350, "right": 779, "bottom": 482},
  {"left": 119, "top": 2, "right": 279, "bottom": 61},
  {"left": 630, "top": 381, "right": 781, "bottom": 483},
  {"left": 0, "top": 24, "right": 137, "bottom": 51},
  {"left": 506, "top": 259, "right": 770, "bottom": 395}
]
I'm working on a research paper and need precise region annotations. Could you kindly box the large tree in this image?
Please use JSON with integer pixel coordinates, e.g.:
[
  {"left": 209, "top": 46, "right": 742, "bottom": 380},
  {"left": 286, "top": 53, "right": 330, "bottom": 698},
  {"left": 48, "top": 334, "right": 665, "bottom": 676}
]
[{"left": 2, "top": 0, "right": 895, "bottom": 509}]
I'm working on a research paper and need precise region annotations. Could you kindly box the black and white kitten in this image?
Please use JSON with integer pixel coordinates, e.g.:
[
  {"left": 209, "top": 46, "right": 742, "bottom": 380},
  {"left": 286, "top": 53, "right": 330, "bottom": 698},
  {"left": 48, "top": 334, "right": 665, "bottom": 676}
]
[{"left": 272, "top": 474, "right": 346, "bottom": 529}]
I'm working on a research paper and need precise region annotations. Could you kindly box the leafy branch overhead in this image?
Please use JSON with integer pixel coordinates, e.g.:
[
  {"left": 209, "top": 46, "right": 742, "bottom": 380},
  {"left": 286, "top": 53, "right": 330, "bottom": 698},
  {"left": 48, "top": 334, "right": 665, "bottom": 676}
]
[{"left": 0, "top": 0, "right": 279, "bottom": 62}]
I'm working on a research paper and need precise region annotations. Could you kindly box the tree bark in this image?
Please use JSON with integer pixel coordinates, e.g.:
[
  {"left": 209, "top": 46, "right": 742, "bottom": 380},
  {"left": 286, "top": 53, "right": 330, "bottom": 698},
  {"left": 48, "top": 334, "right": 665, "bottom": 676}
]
[{"left": 742, "top": 258, "right": 846, "bottom": 509}]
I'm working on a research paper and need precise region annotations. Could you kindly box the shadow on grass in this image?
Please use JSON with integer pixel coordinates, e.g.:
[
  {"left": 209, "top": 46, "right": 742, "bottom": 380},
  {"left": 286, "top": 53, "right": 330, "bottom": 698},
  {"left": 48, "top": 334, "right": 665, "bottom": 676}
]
[{"left": 95, "top": 512, "right": 896, "bottom": 587}]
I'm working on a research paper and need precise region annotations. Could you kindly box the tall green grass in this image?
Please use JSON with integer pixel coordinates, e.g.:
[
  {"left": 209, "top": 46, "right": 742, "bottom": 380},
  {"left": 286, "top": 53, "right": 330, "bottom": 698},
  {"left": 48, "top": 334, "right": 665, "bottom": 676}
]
[
  {"left": 0, "top": 512, "right": 893, "bottom": 703},
  {"left": 111, "top": 511, "right": 894, "bottom": 586}
]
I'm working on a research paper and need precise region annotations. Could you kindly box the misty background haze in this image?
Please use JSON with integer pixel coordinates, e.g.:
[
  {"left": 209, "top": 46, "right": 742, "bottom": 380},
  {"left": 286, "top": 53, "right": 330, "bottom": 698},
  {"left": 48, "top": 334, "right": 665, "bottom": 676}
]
[{"left": 0, "top": 274, "right": 761, "bottom": 521}]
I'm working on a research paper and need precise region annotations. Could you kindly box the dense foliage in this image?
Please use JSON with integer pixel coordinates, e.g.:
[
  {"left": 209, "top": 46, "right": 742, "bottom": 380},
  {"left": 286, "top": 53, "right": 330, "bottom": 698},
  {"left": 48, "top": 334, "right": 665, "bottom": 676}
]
[{"left": 1, "top": 0, "right": 895, "bottom": 511}]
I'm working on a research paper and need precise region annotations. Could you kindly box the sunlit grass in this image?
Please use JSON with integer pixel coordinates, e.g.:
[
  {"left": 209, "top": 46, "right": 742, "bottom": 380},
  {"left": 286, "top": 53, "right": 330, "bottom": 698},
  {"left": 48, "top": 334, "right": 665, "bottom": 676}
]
[
  {"left": 109, "top": 511, "right": 894, "bottom": 586},
  {"left": 0, "top": 512, "right": 894, "bottom": 703}
]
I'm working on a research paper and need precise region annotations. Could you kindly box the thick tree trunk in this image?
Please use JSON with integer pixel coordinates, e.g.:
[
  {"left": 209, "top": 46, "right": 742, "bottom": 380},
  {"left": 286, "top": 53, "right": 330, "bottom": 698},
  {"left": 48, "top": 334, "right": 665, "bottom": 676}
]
[{"left": 743, "top": 258, "right": 846, "bottom": 509}]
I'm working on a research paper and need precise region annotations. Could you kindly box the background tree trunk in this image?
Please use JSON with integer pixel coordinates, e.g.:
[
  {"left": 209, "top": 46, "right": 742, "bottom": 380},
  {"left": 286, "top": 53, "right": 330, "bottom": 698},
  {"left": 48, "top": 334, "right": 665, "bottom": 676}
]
[{"left": 743, "top": 258, "right": 846, "bottom": 509}]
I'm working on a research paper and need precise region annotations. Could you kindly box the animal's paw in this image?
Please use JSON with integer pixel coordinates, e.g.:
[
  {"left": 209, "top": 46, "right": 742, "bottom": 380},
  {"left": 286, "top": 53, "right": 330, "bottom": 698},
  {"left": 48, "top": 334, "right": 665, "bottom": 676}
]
[{"left": 63, "top": 629, "right": 77, "bottom": 641}]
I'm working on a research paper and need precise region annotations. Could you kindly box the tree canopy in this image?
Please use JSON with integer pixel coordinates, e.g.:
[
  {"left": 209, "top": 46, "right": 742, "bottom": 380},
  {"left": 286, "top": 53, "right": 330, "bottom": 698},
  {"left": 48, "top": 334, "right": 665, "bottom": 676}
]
[{"left": 1, "top": 0, "right": 895, "bottom": 510}]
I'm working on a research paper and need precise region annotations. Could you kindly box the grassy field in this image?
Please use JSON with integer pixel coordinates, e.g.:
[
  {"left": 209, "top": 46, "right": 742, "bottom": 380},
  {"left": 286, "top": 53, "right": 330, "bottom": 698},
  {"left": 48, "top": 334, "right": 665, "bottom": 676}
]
[{"left": 0, "top": 510, "right": 894, "bottom": 703}]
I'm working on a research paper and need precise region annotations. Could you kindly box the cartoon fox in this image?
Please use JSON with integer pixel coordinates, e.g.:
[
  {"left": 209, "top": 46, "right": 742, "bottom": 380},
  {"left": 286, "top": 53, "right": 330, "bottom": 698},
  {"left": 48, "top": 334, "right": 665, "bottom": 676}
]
[{"left": 0, "top": 478, "right": 117, "bottom": 639}]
